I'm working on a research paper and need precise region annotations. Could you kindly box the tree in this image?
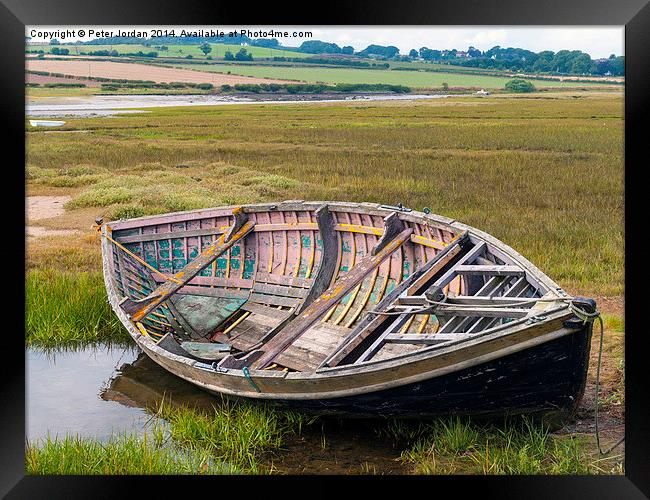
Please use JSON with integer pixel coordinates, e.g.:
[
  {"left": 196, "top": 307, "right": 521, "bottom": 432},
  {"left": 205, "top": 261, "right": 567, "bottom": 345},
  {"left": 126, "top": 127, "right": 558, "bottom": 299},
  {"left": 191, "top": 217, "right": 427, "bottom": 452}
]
[
  {"left": 504, "top": 79, "right": 536, "bottom": 93},
  {"left": 341, "top": 46, "right": 354, "bottom": 55},
  {"left": 468, "top": 46, "right": 482, "bottom": 58},
  {"left": 357, "top": 44, "right": 399, "bottom": 58},
  {"left": 251, "top": 38, "right": 280, "bottom": 48},
  {"left": 199, "top": 43, "right": 212, "bottom": 57},
  {"left": 298, "top": 40, "right": 342, "bottom": 54},
  {"left": 409, "top": 49, "right": 418, "bottom": 58},
  {"left": 570, "top": 53, "right": 595, "bottom": 74},
  {"left": 224, "top": 50, "right": 234, "bottom": 61},
  {"left": 235, "top": 48, "right": 253, "bottom": 61}
]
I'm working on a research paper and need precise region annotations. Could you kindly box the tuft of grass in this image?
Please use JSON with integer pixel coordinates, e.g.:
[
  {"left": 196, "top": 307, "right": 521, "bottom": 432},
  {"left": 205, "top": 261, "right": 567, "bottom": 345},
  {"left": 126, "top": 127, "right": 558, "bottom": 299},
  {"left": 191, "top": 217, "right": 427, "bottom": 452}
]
[
  {"left": 25, "top": 433, "right": 231, "bottom": 475},
  {"left": 109, "top": 204, "right": 146, "bottom": 220},
  {"left": 25, "top": 269, "right": 128, "bottom": 348},
  {"left": 400, "top": 417, "right": 611, "bottom": 475},
  {"left": 153, "top": 399, "right": 316, "bottom": 473}
]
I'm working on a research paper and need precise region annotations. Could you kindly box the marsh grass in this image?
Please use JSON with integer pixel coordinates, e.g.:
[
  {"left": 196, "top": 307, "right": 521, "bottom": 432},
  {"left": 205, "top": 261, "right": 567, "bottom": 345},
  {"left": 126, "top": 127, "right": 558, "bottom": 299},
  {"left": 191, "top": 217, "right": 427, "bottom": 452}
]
[
  {"left": 26, "top": 95, "right": 624, "bottom": 294},
  {"left": 25, "top": 432, "right": 231, "bottom": 475},
  {"left": 25, "top": 270, "right": 128, "bottom": 348},
  {"left": 152, "top": 398, "right": 317, "bottom": 473},
  {"left": 398, "top": 417, "right": 616, "bottom": 475}
]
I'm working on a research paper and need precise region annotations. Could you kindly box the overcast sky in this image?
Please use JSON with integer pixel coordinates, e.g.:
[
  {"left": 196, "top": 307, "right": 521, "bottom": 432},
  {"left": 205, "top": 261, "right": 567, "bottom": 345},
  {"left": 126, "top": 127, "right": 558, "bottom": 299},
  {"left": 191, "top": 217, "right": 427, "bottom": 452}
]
[{"left": 26, "top": 26, "right": 624, "bottom": 58}]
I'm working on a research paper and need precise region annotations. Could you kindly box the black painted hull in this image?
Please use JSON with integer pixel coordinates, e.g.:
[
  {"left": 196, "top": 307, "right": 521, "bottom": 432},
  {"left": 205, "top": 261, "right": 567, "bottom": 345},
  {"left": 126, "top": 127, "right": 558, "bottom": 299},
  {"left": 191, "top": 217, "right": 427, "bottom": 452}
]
[{"left": 219, "top": 324, "right": 593, "bottom": 423}]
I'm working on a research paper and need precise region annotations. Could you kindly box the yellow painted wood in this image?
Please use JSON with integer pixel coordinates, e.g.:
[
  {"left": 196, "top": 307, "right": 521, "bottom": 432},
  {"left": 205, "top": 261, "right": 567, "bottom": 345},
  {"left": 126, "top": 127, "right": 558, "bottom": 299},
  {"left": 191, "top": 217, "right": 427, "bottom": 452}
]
[
  {"left": 223, "top": 311, "right": 251, "bottom": 335},
  {"left": 136, "top": 322, "right": 149, "bottom": 338},
  {"left": 344, "top": 267, "right": 379, "bottom": 328}
]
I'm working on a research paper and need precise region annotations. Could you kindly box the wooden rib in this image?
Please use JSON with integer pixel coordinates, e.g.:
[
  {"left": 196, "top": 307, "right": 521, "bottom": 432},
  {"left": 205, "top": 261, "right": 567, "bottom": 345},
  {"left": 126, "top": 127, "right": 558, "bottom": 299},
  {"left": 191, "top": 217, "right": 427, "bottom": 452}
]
[
  {"left": 344, "top": 214, "right": 381, "bottom": 328},
  {"left": 305, "top": 211, "right": 316, "bottom": 279},
  {"left": 333, "top": 212, "right": 365, "bottom": 325},
  {"left": 413, "top": 223, "right": 430, "bottom": 334},
  {"left": 399, "top": 314, "right": 416, "bottom": 334},
  {"left": 292, "top": 211, "right": 302, "bottom": 278},
  {"left": 373, "top": 219, "right": 392, "bottom": 304},
  {"left": 223, "top": 311, "right": 251, "bottom": 335},
  {"left": 322, "top": 214, "right": 353, "bottom": 323},
  {"left": 265, "top": 212, "right": 274, "bottom": 274},
  {"left": 279, "top": 211, "right": 288, "bottom": 276}
]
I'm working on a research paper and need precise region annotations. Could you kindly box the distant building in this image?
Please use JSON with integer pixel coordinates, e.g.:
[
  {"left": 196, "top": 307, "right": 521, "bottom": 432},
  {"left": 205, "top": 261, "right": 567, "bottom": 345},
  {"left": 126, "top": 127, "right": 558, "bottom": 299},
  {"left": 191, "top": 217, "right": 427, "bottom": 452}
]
[{"left": 456, "top": 51, "right": 469, "bottom": 58}]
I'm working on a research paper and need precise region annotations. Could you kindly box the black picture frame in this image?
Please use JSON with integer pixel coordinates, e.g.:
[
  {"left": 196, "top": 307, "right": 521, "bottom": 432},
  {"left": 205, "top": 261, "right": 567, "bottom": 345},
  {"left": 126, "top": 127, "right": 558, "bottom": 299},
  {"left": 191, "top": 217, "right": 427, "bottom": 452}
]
[{"left": 4, "top": 0, "right": 648, "bottom": 497}]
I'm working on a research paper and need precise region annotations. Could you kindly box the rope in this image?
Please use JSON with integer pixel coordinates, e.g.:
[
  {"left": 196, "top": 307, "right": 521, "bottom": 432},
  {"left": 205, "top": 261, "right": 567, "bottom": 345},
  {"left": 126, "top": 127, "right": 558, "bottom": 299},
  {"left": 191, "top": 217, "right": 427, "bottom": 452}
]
[
  {"left": 242, "top": 366, "right": 261, "bottom": 393},
  {"left": 589, "top": 309, "right": 625, "bottom": 456},
  {"left": 95, "top": 224, "right": 183, "bottom": 285},
  {"left": 368, "top": 291, "right": 624, "bottom": 455},
  {"left": 366, "top": 295, "right": 575, "bottom": 317}
]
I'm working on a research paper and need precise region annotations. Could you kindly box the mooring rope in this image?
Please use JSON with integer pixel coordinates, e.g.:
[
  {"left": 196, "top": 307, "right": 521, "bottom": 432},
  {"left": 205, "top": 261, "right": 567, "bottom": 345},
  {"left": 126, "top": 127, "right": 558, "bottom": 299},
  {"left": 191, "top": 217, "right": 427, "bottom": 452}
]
[
  {"left": 368, "top": 293, "right": 624, "bottom": 455},
  {"left": 579, "top": 307, "right": 626, "bottom": 456},
  {"left": 242, "top": 366, "right": 261, "bottom": 393}
]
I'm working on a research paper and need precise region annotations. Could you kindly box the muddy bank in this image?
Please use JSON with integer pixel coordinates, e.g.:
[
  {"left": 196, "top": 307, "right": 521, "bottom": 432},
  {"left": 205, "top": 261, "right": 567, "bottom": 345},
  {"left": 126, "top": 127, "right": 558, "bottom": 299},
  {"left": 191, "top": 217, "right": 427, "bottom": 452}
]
[{"left": 26, "top": 93, "right": 449, "bottom": 118}]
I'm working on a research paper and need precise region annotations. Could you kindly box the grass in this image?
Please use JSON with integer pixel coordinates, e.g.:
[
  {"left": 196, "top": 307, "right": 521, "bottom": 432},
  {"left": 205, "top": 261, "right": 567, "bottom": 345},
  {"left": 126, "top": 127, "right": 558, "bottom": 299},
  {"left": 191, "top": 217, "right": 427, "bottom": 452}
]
[
  {"left": 26, "top": 93, "right": 624, "bottom": 295},
  {"left": 25, "top": 432, "right": 231, "bottom": 475},
  {"left": 397, "top": 417, "right": 620, "bottom": 475},
  {"left": 26, "top": 398, "right": 317, "bottom": 475},
  {"left": 153, "top": 399, "right": 315, "bottom": 473},
  {"left": 25, "top": 269, "right": 128, "bottom": 348},
  {"left": 169, "top": 63, "right": 606, "bottom": 89}
]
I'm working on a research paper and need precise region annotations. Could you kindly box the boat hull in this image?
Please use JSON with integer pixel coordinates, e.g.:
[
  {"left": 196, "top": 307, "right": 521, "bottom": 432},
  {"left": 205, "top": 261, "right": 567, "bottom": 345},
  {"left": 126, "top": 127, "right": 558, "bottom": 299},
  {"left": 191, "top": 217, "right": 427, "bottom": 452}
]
[
  {"left": 136, "top": 320, "right": 591, "bottom": 422},
  {"left": 250, "top": 322, "right": 593, "bottom": 422}
]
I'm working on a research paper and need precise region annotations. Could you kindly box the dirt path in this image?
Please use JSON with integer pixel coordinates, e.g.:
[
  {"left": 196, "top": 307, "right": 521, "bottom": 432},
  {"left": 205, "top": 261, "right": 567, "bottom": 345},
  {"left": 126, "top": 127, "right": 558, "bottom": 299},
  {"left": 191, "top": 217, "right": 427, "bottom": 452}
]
[{"left": 26, "top": 195, "right": 79, "bottom": 239}]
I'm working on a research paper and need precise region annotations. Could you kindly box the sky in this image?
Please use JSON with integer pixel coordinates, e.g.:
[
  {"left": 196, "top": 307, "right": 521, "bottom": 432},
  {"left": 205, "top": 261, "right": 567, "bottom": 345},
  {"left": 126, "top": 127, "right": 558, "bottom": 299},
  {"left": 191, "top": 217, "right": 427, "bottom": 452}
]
[{"left": 26, "top": 26, "right": 625, "bottom": 59}]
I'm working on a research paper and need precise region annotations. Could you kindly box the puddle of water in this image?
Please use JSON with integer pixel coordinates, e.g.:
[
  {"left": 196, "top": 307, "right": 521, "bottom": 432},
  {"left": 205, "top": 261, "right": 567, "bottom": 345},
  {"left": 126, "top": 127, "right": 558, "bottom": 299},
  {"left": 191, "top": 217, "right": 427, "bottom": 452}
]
[
  {"left": 29, "top": 120, "right": 66, "bottom": 127},
  {"left": 25, "top": 94, "right": 449, "bottom": 118},
  {"left": 27, "top": 344, "right": 409, "bottom": 473},
  {"left": 27, "top": 344, "right": 149, "bottom": 443}
]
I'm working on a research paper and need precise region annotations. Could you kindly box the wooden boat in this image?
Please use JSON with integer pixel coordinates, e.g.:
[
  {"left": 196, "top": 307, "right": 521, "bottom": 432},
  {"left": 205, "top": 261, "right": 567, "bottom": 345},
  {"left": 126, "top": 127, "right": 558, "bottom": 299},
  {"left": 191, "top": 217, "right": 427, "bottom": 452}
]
[{"left": 100, "top": 201, "right": 596, "bottom": 423}]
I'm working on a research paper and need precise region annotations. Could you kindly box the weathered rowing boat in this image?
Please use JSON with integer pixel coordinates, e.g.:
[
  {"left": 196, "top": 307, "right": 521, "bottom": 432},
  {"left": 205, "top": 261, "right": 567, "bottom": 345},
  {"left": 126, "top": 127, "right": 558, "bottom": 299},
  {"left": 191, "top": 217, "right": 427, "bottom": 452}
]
[{"left": 99, "top": 201, "right": 596, "bottom": 423}]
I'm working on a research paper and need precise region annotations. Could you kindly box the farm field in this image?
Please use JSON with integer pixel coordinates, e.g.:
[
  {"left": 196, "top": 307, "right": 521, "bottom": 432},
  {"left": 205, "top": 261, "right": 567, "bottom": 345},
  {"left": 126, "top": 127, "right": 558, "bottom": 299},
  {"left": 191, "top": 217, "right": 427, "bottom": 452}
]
[
  {"left": 170, "top": 63, "right": 606, "bottom": 89},
  {"left": 29, "top": 43, "right": 311, "bottom": 60},
  {"left": 26, "top": 59, "right": 291, "bottom": 85},
  {"left": 25, "top": 91, "right": 624, "bottom": 474}
]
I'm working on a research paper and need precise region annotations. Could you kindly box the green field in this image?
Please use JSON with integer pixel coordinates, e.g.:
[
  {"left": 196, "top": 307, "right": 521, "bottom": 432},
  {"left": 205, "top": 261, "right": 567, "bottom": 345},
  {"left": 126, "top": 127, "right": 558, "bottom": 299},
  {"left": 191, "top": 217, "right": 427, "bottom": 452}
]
[
  {"left": 169, "top": 63, "right": 603, "bottom": 89},
  {"left": 31, "top": 43, "right": 310, "bottom": 60}
]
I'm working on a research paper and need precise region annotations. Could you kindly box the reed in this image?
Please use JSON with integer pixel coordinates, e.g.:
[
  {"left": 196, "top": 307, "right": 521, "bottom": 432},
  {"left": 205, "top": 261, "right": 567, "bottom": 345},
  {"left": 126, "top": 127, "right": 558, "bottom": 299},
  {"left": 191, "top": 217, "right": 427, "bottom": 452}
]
[{"left": 25, "top": 270, "right": 129, "bottom": 348}]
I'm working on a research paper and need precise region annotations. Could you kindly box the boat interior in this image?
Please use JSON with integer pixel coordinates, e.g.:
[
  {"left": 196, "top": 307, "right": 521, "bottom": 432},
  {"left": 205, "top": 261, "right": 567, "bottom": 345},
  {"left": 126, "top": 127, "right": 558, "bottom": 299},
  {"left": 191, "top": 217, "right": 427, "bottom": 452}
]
[{"left": 105, "top": 203, "right": 557, "bottom": 374}]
